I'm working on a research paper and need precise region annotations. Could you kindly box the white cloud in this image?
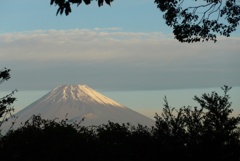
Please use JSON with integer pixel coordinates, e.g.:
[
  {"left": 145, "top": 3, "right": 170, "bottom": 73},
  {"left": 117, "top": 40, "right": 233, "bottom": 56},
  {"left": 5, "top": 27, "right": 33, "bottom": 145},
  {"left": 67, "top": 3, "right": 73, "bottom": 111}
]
[
  {"left": 0, "top": 29, "right": 239, "bottom": 90},
  {"left": 93, "top": 27, "right": 122, "bottom": 31},
  {"left": 0, "top": 29, "right": 171, "bottom": 62},
  {"left": 2, "top": 29, "right": 238, "bottom": 64}
]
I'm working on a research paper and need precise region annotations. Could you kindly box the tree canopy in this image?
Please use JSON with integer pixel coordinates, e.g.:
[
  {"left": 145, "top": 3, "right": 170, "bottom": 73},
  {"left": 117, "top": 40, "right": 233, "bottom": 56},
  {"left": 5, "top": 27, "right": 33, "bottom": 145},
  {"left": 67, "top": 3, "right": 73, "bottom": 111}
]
[
  {"left": 1, "top": 86, "right": 239, "bottom": 161},
  {"left": 50, "top": 0, "right": 240, "bottom": 43},
  {"left": 0, "top": 68, "right": 17, "bottom": 135}
]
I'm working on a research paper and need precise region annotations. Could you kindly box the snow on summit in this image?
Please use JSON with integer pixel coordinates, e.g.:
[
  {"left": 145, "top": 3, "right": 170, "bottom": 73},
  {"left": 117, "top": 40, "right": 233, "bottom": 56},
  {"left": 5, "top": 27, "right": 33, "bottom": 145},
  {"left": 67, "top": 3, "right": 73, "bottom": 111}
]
[
  {"left": 43, "top": 85, "right": 124, "bottom": 108},
  {"left": 1, "top": 84, "right": 155, "bottom": 134}
]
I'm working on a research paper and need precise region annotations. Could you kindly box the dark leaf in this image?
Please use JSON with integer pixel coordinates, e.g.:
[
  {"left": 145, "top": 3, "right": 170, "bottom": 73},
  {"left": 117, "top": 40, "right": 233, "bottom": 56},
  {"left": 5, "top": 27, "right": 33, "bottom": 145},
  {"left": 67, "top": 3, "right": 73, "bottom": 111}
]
[
  {"left": 83, "top": 0, "right": 90, "bottom": 5},
  {"left": 77, "top": 0, "right": 82, "bottom": 6},
  {"left": 0, "top": 69, "right": 10, "bottom": 80},
  {"left": 56, "top": 7, "right": 61, "bottom": 15},
  {"left": 50, "top": 0, "right": 55, "bottom": 5},
  {"left": 64, "top": 2, "right": 71, "bottom": 16},
  {"left": 60, "top": 7, "right": 64, "bottom": 15},
  {"left": 105, "top": 0, "right": 111, "bottom": 6},
  {"left": 98, "top": 0, "right": 104, "bottom": 7}
]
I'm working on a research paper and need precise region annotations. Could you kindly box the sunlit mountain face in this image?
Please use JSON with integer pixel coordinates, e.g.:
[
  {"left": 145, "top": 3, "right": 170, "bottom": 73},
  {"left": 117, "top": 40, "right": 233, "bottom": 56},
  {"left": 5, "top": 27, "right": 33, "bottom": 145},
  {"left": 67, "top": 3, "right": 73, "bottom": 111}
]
[{"left": 2, "top": 84, "right": 154, "bottom": 134}]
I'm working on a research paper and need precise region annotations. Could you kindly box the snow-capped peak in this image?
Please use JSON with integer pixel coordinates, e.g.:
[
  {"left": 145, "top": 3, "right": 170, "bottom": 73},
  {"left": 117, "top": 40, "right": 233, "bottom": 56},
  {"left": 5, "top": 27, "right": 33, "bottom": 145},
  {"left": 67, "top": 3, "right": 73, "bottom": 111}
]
[
  {"left": 42, "top": 84, "right": 125, "bottom": 108},
  {"left": 1, "top": 84, "right": 155, "bottom": 135}
]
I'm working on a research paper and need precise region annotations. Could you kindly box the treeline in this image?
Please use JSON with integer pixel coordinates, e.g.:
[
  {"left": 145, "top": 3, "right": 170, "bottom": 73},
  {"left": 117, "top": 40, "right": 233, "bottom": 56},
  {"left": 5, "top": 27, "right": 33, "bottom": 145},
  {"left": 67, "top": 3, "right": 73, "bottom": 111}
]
[{"left": 0, "top": 86, "right": 240, "bottom": 161}]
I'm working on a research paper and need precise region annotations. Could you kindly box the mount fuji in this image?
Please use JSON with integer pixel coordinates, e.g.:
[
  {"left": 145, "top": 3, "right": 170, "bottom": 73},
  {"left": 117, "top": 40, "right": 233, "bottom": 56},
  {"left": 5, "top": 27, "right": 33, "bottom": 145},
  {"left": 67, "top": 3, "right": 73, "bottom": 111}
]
[{"left": 5, "top": 85, "right": 154, "bottom": 131}]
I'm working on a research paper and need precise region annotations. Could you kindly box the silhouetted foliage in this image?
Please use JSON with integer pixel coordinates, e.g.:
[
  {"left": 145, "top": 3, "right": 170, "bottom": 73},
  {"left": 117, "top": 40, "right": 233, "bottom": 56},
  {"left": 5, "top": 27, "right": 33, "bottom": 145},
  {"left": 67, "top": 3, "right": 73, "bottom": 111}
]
[
  {"left": 155, "top": 0, "right": 240, "bottom": 43},
  {"left": 0, "top": 68, "right": 17, "bottom": 133},
  {"left": 50, "top": 0, "right": 240, "bottom": 43},
  {"left": 50, "top": 0, "right": 113, "bottom": 16},
  {"left": 0, "top": 86, "right": 239, "bottom": 161},
  {"left": 154, "top": 85, "right": 240, "bottom": 160},
  {"left": 1, "top": 115, "right": 97, "bottom": 161}
]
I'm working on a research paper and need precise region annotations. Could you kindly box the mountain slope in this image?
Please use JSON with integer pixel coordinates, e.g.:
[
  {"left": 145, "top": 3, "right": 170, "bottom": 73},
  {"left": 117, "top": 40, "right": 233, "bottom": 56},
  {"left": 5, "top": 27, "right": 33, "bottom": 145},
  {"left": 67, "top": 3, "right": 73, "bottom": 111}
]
[{"left": 7, "top": 85, "right": 154, "bottom": 131}]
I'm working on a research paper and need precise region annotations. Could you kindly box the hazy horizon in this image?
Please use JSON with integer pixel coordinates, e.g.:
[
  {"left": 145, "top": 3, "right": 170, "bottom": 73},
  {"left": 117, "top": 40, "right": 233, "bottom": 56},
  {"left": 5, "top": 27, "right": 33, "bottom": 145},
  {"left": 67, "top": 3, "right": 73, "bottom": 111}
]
[{"left": 1, "top": 86, "right": 239, "bottom": 119}]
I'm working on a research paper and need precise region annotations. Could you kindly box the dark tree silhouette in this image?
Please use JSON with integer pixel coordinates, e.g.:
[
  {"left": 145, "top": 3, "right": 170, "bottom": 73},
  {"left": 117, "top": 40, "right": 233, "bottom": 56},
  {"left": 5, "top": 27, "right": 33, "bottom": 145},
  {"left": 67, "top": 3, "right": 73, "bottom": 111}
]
[
  {"left": 50, "top": 0, "right": 113, "bottom": 15},
  {"left": 155, "top": 0, "right": 240, "bottom": 43},
  {"left": 154, "top": 85, "right": 240, "bottom": 161},
  {"left": 1, "top": 115, "right": 97, "bottom": 161},
  {"left": 0, "top": 86, "right": 239, "bottom": 161},
  {"left": 50, "top": 0, "right": 240, "bottom": 43},
  {"left": 0, "top": 68, "right": 17, "bottom": 132}
]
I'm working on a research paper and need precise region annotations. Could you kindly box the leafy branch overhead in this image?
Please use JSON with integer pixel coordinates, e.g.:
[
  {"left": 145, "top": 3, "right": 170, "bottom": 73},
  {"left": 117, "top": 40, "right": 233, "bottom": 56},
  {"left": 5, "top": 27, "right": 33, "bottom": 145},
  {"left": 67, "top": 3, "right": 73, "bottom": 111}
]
[
  {"left": 50, "top": 0, "right": 240, "bottom": 43},
  {"left": 155, "top": 0, "right": 240, "bottom": 43},
  {"left": 50, "top": 0, "right": 113, "bottom": 16}
]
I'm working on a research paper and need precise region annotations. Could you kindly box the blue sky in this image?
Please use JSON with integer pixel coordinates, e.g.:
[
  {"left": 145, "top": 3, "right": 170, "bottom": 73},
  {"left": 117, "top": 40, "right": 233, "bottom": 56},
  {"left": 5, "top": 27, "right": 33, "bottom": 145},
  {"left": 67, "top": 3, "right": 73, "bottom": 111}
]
[
  {"left": 1, "top": 0, "right": 169, "bottom": 33},
  {"left": 1, "top": 0, "right": 240, "bottom": 118}
]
